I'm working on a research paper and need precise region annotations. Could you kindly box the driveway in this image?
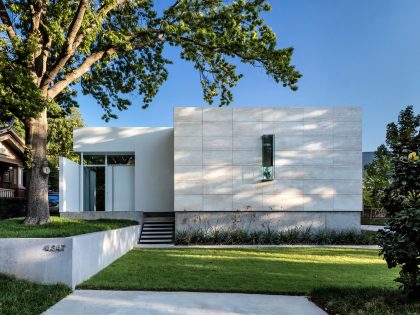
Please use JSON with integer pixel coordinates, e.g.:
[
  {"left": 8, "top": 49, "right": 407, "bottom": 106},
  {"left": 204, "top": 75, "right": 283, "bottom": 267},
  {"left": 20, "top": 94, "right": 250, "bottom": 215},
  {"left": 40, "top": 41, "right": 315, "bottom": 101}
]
[{"left": 44, "top": 290, "right": 327, "bottom": 315}]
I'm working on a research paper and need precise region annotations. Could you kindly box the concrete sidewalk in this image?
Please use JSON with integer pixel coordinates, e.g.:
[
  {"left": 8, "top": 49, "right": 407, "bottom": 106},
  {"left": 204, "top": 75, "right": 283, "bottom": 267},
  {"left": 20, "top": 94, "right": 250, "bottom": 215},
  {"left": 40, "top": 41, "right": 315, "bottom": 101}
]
[{"left": 44, "top": 290, "right": 327, "bottom": 315}]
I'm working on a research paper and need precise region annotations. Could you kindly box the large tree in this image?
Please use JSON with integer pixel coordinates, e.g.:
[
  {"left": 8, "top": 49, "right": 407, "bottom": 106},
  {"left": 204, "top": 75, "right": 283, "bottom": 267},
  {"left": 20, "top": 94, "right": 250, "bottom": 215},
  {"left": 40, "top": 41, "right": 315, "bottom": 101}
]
[{"left": 0, "top": 0, "right": 301, "bottom": 224}]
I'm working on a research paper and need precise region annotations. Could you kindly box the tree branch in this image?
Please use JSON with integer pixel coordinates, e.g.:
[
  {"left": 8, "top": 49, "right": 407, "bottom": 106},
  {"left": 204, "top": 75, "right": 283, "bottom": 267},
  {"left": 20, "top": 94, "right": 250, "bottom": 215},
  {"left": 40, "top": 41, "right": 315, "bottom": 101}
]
[
  {"left": 35, "top": 20, "right": 52, "bottom": 85},
  {"left": 42, "top": 0, "right": 129, "bottom": 89},
  {"left": 47, "top": 31, "right": 159, "bottom": 99},
  {"left": 72, "top": 0, "right": 128, "bottom": 49},
  {"left": 0, "top": 0, "right": 16, "bottom": 40},
  {"left": 47, "top": 47, "right": 117, "bottom": 99},
  {"left": 41, "top": 0, "right": 89, "bottom": 89}
]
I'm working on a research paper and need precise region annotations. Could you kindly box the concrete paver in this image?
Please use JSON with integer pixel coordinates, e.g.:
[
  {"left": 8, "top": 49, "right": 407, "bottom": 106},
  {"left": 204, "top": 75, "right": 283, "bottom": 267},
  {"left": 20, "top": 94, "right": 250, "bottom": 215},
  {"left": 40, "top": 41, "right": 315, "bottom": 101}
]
[{"left": 44, "top": 290, "right": 327, "bottom": 315}]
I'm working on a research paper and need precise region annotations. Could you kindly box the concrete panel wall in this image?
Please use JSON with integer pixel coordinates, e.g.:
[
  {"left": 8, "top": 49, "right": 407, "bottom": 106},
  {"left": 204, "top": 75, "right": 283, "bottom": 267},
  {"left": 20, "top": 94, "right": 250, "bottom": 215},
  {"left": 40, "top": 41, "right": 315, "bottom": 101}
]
[
  {"left": 0, "top": 225, "right": 140, "bottom": 289},
  {"left": 59, "top": 157, "right": 80, "bottom": 212},
  {"left": 174, "top": 107, "right": 362, "bottom": 221},
  {"left": 72, "top": 127, "right": 174, "bottom": 212},
  {"left": 175, "top": 211, "right": 361, "bottom": 232}
]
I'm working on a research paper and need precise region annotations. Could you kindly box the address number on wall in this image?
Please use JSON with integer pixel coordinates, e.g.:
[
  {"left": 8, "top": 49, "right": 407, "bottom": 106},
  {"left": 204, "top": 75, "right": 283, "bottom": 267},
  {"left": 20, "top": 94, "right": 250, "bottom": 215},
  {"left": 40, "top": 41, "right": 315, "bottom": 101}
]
[{"left": 43, "top": 245, "right": 66, "bottom": 252}]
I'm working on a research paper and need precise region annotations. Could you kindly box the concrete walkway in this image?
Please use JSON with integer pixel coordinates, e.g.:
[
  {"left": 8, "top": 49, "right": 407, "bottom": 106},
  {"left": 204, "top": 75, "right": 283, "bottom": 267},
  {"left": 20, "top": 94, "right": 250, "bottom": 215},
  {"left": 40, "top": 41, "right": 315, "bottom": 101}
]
[
  {"left": 361, "top": 225, "right": 385, "bottom": 231},
  {"left": 44, "top": 290, "right": 327, "bottom": 315}
]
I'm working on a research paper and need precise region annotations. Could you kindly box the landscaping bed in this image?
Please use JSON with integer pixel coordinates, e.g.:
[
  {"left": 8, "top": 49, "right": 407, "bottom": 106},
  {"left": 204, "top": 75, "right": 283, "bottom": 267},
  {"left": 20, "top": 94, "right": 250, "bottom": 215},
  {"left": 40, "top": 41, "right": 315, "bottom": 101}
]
[
  {"left": 0, "top": 273, "right": 70, "bottom": 315},
  {"left": 175, "top": 229, "right": 378, "bottom": 245},
  {"left": 79, "top": 247, "right": 397, "bottom": 293},
  {"left": 0, "top": 217, "right": 137, "bottom": 238},
  {"left": 310, "top": 287, "right": 420, "bottom": 315}
]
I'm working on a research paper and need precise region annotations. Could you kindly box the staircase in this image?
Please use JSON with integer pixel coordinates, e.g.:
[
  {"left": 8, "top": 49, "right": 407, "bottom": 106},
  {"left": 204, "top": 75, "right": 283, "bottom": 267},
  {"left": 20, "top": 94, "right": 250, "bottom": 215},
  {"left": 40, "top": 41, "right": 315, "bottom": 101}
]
[{"left": 139, "top": 214, "right": 175, "bottom": 245}]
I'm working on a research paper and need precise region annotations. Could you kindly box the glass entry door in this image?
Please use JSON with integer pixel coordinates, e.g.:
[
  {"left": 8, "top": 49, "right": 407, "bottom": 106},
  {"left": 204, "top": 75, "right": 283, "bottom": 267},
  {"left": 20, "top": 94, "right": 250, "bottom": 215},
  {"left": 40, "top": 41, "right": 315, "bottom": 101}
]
[
  {"left": 82, "top": 154, "right": 135, "bottom": 212},
  {"left": 83, "top": 166, "right": 105, "bottom": 211}
]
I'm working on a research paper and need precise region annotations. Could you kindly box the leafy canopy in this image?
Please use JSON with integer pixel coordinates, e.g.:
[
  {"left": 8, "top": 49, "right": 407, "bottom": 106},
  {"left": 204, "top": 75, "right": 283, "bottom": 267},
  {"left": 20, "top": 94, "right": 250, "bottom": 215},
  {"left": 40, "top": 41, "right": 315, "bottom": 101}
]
[{"left": 0, "top": 0, "right": 301, "bottom": 122}]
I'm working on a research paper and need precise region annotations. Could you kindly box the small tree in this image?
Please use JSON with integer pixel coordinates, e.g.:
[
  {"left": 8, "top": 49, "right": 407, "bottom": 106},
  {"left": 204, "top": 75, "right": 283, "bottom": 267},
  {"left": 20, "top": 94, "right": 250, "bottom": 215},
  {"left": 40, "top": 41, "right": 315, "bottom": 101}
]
[
  {"left": 377, "top": 105, "right": 420, "bottom": 297},
  {"left": 381, "top": 106, "right": 420, "bottom": 215}
]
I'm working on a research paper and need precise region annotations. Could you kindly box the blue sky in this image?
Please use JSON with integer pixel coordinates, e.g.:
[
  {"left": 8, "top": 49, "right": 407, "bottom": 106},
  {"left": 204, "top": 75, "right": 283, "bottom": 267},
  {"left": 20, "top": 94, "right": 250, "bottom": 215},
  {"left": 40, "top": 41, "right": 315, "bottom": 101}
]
[{"left": 77, "top": 0, "right": 420, "bottom": 151}]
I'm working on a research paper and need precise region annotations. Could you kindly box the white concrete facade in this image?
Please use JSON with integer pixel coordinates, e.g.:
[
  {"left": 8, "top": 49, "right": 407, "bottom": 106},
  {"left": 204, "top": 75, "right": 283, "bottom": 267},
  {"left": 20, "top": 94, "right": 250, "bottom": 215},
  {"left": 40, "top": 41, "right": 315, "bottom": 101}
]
[
  {"left": 60, "top": 107, "right": 362, "bottom": 231},
  {"left": 63, "top": 127, "right": 174, "bottom": 213},
  {"left": 174, "top": 107, "right": 362, "bottom": 231}
]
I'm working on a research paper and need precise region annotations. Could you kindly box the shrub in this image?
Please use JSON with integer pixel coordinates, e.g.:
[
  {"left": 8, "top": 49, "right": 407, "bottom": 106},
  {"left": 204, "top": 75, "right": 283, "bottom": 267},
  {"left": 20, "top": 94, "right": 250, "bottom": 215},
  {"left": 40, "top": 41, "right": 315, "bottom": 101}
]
[
  {"left": 175, "top": 228, "right": 377, "bottom": 246},
  {"left": 377, "top": 192, "right": 420, "bottom": 298},
  {"left": 0, "top": 198, "right": 26, "bottom": 219},
  {"left": 376, "top": 106, "right": 420, "bottom": 298},
  {"left": 381, "top": 106, "right": 420, "bottom": 215}
]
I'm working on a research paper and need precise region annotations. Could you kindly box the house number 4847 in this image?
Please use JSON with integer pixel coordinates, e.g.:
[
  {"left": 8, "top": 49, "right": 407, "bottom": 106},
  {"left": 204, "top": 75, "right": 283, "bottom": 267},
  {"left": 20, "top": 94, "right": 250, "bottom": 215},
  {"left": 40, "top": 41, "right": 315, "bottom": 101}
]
[{"left": 43, "top": 245, "right": 65, "bottom": 252}]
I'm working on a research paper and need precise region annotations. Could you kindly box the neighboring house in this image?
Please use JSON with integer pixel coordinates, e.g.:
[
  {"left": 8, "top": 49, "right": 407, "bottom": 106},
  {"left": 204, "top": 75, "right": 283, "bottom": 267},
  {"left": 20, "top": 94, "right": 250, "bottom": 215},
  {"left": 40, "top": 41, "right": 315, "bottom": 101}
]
[
  {"left": 0, "top": 127, "right": 26, "bottom": 198},
  {"left": 60, "top": 107, "right": 362, "bottom": 236}
]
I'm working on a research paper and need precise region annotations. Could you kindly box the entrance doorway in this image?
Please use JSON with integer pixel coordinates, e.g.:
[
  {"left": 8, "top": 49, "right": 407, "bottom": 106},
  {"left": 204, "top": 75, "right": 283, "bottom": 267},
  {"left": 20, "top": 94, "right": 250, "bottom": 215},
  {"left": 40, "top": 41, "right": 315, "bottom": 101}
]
[{"left": 82, "top": 154, "right": 135, "bottom": 212}]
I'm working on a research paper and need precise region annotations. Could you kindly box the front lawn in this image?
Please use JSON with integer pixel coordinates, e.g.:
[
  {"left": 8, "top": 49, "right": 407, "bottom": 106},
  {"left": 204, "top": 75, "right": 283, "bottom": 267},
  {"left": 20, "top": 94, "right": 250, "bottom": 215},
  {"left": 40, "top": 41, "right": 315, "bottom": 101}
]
[
  {"left": 0, "top": 217, "right": 138, "bottom": 238},
  {"left": 0, "top": 273, "right": 70, "bottom": 315},
  {"left": 79, "top": 247, "right": 398, "bottom": 294}
]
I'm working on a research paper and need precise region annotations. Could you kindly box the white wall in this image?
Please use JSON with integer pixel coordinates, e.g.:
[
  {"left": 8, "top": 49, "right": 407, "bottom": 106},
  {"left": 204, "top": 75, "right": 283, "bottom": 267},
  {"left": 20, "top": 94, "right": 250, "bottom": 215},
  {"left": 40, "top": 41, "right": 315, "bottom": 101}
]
[
  {"left": 73, "top": 127, "right": 174, "bottom": 212},
  {"left": 59, "top": 157, "right": 80, "bottom": 212},
  {"left": 174, "top": 107, "right": 363, "bottom": 213},
  {"left": 0, "top": 225, "right": 140, "bottom": 289}
]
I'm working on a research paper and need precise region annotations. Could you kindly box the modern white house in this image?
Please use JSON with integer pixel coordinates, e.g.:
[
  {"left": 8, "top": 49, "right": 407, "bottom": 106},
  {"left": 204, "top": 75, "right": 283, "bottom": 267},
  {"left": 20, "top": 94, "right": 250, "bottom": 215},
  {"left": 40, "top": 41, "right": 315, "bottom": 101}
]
[{"left": 60, "top": 107, "right": 362, "bottom": 242}]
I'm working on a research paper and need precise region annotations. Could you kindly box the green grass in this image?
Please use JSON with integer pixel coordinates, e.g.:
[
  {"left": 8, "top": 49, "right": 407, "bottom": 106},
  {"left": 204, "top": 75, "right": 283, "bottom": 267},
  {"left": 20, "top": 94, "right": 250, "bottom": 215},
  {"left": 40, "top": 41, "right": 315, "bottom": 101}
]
[
  {"left": 79, "top": 248, "right": 398, "bottom": 294},
  {"left": 310, "top": 287, "right": 420, "bottom": 315},
  {"left": 0, "top": 217, "right": 137, "bottom": 238},
  {"left": 361, "top": 217, "right": 389, "bottom": 225},
  {"left": 0, "top": 273, "right": 71, "bottom": 315}
]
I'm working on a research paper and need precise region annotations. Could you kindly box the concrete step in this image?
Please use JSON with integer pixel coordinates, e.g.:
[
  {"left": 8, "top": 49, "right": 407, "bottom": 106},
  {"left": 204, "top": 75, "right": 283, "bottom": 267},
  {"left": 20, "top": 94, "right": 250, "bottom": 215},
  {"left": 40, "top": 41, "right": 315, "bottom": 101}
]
[
  {"left": 141, "top": 234, "right": 174, "bottom": 239},
  {"left": 142, "top": 230, "right": 173, "bottom": 234},
  {"left": 139, "top": 239, "right": 173, "bottom": 244},
  {"left": 143, "top": 223, "right": 174, "bottom": 226},
  {"left": 144, "top": 218, "right": 175, "bottom": 223},
  {"left": 142, "top": 231, "right": 173, "bottom": 235}
]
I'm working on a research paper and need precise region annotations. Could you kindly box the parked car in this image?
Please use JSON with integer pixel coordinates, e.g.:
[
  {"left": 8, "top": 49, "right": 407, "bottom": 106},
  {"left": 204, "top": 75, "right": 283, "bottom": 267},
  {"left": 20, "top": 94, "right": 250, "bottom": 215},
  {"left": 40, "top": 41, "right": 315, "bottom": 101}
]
[{"left": 48, "top": 192, "right": 59, "bottom": 213}]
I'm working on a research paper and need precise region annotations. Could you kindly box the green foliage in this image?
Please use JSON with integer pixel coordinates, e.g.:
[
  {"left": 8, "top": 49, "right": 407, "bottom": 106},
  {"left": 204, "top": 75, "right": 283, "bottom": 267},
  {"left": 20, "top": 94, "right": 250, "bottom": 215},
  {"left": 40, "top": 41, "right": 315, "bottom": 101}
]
[
  {"left": 381, "top": 106, "right": 420, "bottom": 215},
  {"left": 175, "top": 228, "right": 377, "bottom": 245},
  {"left": 378, "top": 192, "right": 420, "bottom": 298},
  {"left": 47, "top": 107, "right": 84, "bottom": 190},
  {"left": 310, "top": 287, "right": 420, "bottom": 315},
  {"left": 0, "top": 197, "right": 26, "bottom": 219},
  {"left": 363, "top": 144, "right": 393, "bottom": 210},
  {"left": 1, "top": 0, "right": 301, "bottom": 121},
  {"left": 0, "top": 273, "right": 71, "bottom": 315},
  {"left": 376, "top": 105, "right": 420, "bottom": 297},
  {"left": 0, "top": 48, "right": 47, "bottom": 120}
]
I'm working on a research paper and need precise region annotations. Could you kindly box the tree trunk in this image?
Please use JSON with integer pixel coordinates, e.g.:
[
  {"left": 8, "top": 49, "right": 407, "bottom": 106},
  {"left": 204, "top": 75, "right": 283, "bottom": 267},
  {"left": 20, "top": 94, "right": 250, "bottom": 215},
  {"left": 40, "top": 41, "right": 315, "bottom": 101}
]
[{"left": 23, "top": 108, "right": 50, "bottom": 225}]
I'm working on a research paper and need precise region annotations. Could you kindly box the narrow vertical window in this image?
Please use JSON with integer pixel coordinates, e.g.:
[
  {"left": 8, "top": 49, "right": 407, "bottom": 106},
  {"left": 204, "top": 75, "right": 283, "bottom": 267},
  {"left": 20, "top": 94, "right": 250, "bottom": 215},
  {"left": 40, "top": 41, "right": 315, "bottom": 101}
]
[{"left": 262, "top": 135, "right": 274, "bottom": 181}]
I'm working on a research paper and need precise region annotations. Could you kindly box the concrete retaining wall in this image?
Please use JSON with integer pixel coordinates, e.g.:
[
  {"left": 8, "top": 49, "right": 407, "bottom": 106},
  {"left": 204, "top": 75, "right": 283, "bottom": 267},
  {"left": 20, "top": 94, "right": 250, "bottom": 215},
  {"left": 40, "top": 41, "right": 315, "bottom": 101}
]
[
  {"left": 175, "top": 211, "right": 361, "bottom": 232},
  {"left": 0, "top": 225, "right": 140, "bottom": 289}
]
